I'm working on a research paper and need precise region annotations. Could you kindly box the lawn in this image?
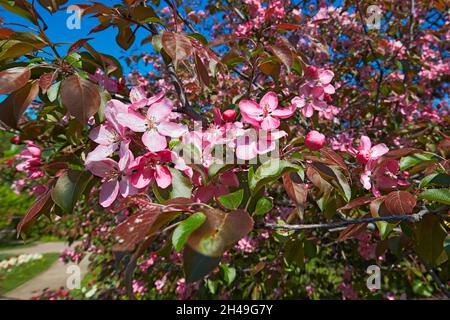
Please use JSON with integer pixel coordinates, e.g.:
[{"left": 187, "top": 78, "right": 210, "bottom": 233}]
[{"left": 0, "top": 253, "right": 59, "bottom": 294}]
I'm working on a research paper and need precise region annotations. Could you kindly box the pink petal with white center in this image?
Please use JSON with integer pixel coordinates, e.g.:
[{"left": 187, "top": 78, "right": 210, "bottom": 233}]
[
  {"left": 261, "top": 115, "right": 280, "bottom": 130},
  {"left": 271, "top": 105, "right": 296, "bottom": 119},
  {"left": 260, "top": 91, "right": 278, "bottom": 111},
  {"left": 239, "top": 100, "right": 262, "bottom": 116},
  {"left": 89, "top": 125, "right": 117, "bottom": 145},
  {"left": 142, "top": 130, "right": 167, "bottom": 152},
  {"left": 86, "top": 158, "right": 118, "bottom": 178},
  {"left": 117, "top": 111, "right": 147, "bottom": 132},
  {"left": 155, "top": 165, "right": 172, "bottom": 188},
  {"left": 157, "top": 121, "right": 188, "bottom": 138},
  {"left": 99, "top": 179, "right": 119, "bottom": 207},
  {"left": 147, "top": 98, "right": 173, "bottom": 122}
]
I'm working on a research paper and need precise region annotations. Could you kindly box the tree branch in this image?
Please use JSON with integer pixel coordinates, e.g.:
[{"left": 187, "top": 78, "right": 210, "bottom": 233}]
[{"left": 258, "top": 213, "right": 426, "bottom": 231}]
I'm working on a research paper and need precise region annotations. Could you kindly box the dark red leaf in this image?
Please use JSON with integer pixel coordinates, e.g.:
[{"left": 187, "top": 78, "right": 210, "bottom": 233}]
[
  {"left": 60, "top": 74, "right": 101, "bottom": 124},
  {"left": 0, "top": 67, "right": 31, "bottom": 94},
  {"left": 384, "top": 191, "right": 417, "bottom": 215},
  {"left": 17, "top": 189, "right": 54, "bottom": 235},
  {"left": 275, "top": 23, "right": 301, "bottom": 30},
  {"left": 68, "top": 37, "right": 93, "bottom": 54},
  {"left": 339, "top": 196, "right": 377, "bottom": 211}
]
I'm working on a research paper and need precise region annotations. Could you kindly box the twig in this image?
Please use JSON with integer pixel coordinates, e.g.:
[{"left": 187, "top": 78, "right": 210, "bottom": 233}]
[
  {"left": 419, "top": 257, "right": 450, "bottom": 299},
  {"left": 258, "top": 213, "right": 426, "bottom": 231}
]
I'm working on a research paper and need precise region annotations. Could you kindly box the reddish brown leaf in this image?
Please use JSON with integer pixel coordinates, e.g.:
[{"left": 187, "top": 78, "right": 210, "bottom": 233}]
[
  {"left": 194, "top": 53, "right": 210, "bottom": 86},
  {"left": 275, "top": 23, "right": 302, "bottom": 30},
  {"left": 0, "top": 67, "right": 31, "bottom": 94},
  {"left": 38, "top": 71, "right": 57, "bottom": 93},
  {"left": 386, "top": 148, "right": 423, "bottom": 158},
  {"left": 112, "top": 206, "right": 182, "bottom": 252},
  {"left": 17, "top": 189, "right": 54, "bottom": 235},
  {"left": 161, "top": 31, "right": 193, "bottom": 67},
  {"left": 384, "top": 191, "right": 416, "bottom": 216},
  {"left": 321, "top": 148, "right": 349, "bottom": 176},
  {"left": 339, "top": 196, "right": 376, "bottom": 211},
  {"left": 283, "top": 172, "right": 307, "bottom": 206},
  {"left": 0, "top": 28, "right": 15, "bottom": 39},
  {"left": 0, "top": 81, "right": 39, "bottom": 129},
  {"left": 269, "top": 42, "right": 294, "bottom": 69},
  {"left": 60, "top": 74, "right": 101, "bottom": 124},
  {"left": 338, "top": 214, "right": 370, "bottom": 241},
  {"left": 68, "top": 37, "right": 93, "bottom": 54}
]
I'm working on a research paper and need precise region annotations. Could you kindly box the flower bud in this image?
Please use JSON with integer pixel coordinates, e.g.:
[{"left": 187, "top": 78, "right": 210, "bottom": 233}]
[
  {"left": 222, "top": 109, "right": 237, "bottom": 122},
  {"left": 305, "top": 130, "right": 326, "bottom": 150}
]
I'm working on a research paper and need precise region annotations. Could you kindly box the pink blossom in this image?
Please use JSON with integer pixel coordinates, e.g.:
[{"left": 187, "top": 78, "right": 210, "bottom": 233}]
[
  {"left": 85, "top": 142, "right": 137, "bottom": 207},
  {"left": 130, "top": 150, "right": 173, "bottom": 189},
  {"left": 291, "top": 92, "right": 327, "bottom": 118},
  {"left": 239, "top": 91, "right": 295, "bottom": 130},
  {"left": 117, "top": 98, "right": 187, "bottom": 152},
  {"left": 351, "top": 136, "right": 389, "bottom": 164},
  {"left": 304, "top": 131, "right": 326, "bottom": 150},
  {"left": 86, "top": 99, "right": 130, "bottom": 161}
]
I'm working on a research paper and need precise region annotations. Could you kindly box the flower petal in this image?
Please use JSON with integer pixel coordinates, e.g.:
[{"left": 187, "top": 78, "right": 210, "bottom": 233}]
[
  {"left": 117, "top": 111, "right": 147, "bottom": 132},
  {"left": 99, "top": 179, "right": 119, "bottom": 207},
  {"left": 142, "top": 130, "right": 167, "bottom": 152},
  {"left": 260, "top": 91, "right": 278, "bottom": 111},
  {"left": 157, "top": 121, "right": 188, "bottom": 138},
  {"left": 86, "top": 158, "right": 118, "bottom": 178},
  {"left": 147, "top": 98, "right": 173, "bottom": 122},
  {"left": 271, "top": 106, "right": 296, "bottom": 119},
  {"left": 89, "top": 125, "right": 117, "bottom": 145},
  {"left": 370, "top": 144, "right": 389, "bottom": 159},
  {"left": 239, "top": 100, "right": 262, "bottom": 116},
  {"left": 155, "top": 165, "right": 172, "bottom": 188},
  {"left": 261, "top": 115, "right": 280, "bottom": 130}
]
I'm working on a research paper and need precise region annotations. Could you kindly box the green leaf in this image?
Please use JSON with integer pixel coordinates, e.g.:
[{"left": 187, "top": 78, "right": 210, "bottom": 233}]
[
  {"left": 419, "top": 173, "right": 450, "bottom": 188},
  {"left": 249, "top": 159, "right": 300, "bottom": 193},
  {"left": 400, "top": 153, "right": 436, "bottom": 171},
  {"left": 284, "top": 238, "right": 304, "bottom": 268},
  {"left": 220, "top": 264, "right": 236, "bottom": 286},
  {"left": 254, "top": 197, "right": 273, "bottom": 216},
  {"left": 51, "top": 170, "right": 92, "bottom": 213},
  {"left": 172, "top": 212, "right": 206, "bottom": 252},
  {"left": 418, "top": 189, "right": 450, "bottom": 205},
  {"left": 152, "top": 168, "right": 192, "bottom": 203},
  {"left": 218, "top": 189, "right": 244, "bottom": 210},
  {"left": 311, "top": 163, "right": 351, "bottom": 202}
]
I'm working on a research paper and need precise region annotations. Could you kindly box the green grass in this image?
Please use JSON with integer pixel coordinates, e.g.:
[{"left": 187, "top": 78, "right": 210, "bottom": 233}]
[{"left": 0, "top": 252, "right": 59, "bottom": 294}]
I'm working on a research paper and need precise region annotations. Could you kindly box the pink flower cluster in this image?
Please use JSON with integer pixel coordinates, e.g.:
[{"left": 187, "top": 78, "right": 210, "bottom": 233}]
[
  {"left": 291, "top": 66, "right": 339, "bottom": 120},
  {"left": 15, "top": 140, "right": 44, "bottom": 180}
]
